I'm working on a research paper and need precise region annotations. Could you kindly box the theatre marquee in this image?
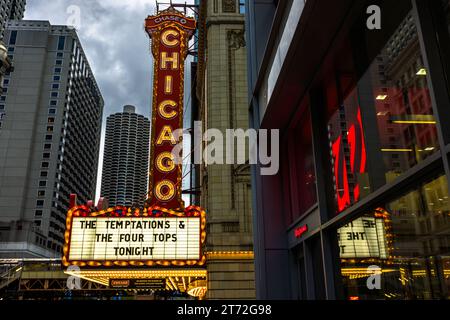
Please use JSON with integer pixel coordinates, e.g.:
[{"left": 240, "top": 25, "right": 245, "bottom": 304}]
[{"left": 62, "top": 205, "right": 206, "bottom": 267}]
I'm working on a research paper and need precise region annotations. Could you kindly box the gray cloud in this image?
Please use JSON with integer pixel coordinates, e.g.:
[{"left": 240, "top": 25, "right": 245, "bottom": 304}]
[
  {"left": 25, "top": 0, "right": 155, "bottom": 118},
  {"left": 24, "top": 0, "right": 196, "bottom": 201}
]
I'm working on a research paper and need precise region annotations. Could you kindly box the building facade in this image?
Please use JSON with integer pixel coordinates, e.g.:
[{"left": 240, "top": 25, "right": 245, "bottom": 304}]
[
  {"left": 0, "top": 21, "right": 103, "bottom": 258},
  {"left": 0, "top": 0, "right": 26, "bottom": 40},
  {"left": 100, "top": 105, "right": 150, "bottom": 208},
  {"left": 246, "top": 0, "right": 450, "bottom": 300},
  {"left": 0, "top": 0, "right": 25, "bottom": 92},
  {"left": 197, "top": 0, "right": 255, "bottom": 299}
]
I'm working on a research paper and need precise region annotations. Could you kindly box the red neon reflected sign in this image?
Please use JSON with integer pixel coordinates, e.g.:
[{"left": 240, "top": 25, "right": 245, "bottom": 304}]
[
  {"left": 332, "top": 107, "right": 367, "bottom": 213},
  {"left": 294, "top": 225, "right": 308, "bottom": 238}
]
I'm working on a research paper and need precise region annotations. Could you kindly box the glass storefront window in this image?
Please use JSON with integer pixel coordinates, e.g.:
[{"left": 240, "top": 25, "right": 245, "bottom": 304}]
[
  {"left": 294, "top": 108, "right": 317, "bottom": 217},
  {"left": 326, "top": 2, "right": 439, "bottom": 214},
  {"left": 285, "top": 107, "right": 317, "bottom": 224},
  {"left": 338, "top": 175, "right": 450, "bottom": 300}
]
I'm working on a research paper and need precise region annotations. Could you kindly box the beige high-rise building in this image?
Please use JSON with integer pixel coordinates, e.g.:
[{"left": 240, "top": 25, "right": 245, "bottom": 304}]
[{"left": 196, "top": 0, "right": 255, "bottom": 299}]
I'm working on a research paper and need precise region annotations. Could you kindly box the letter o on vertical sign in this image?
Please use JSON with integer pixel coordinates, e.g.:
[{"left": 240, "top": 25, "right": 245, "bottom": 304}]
[{"left": 155, "top": 179, "right": 176, "bottom": 201}]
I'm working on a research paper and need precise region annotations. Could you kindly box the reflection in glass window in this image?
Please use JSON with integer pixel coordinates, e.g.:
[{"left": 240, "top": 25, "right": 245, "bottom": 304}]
[
  {"left": 339, "top": 175, "right": 450, "bottom": 300},
  {"left": 294, "top": 107, "right": 317, "bottom": 217},
  {"left": 371, "top": 13, "right": 438, "bottom": 183},
  {"left": 326, "top": 3, "right": 438, "bottom": 214},
  {"left": 328, "top": 91, "right": 370, "bottom": 213}
]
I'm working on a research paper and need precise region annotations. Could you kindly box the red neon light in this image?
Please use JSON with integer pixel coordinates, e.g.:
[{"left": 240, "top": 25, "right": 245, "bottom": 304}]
[
  {"left": 356, "top": 109, "right": 367, "bottom": 175},
  {"left": 294, "top": 225, "right": 308, "bottom": 238},
  {"left": 332, "top": 136, "right": 350, "bottom": 212},
  {"left": 332, "top": 107, "right": 367, "bottom": 213}
]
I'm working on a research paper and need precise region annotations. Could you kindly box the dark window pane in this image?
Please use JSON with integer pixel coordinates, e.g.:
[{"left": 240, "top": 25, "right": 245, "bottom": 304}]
[
  {"left": 58, "top": 36, "right": 66, "bottom": 51},
  {"left": 9, "top": 30, "right": 17, "bottom": 45}
]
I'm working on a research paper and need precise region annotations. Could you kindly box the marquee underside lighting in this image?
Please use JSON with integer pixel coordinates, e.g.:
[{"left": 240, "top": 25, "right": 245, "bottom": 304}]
[{"left": 64, "top": 268, "right": 207, "bottom": 290}]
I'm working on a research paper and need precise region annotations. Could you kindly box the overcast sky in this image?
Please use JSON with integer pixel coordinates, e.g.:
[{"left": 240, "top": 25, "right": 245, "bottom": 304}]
[{"left": 24, "top": 0, "right": 195, "bottom": 203}]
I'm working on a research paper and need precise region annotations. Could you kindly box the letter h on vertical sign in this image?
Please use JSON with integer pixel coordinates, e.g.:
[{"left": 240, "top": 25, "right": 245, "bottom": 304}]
[{"left": 145, "top": 9, "right": 196, "bottom": 211}]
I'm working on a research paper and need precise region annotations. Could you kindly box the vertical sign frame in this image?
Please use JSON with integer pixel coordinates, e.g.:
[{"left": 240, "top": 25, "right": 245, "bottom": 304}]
[{"left": 145, "top": 9, "right": 197, "bottom": 211}]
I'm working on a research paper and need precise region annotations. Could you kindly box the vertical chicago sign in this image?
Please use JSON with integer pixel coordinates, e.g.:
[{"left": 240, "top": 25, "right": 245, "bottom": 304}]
[{"left": 145, "top": 9, "right": 196, "bottom": 211}]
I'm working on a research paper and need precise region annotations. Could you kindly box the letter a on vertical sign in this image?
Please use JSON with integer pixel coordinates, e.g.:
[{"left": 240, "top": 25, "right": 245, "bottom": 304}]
[{"left": 145, "top": 8, "right": 196, "bottom": 211}]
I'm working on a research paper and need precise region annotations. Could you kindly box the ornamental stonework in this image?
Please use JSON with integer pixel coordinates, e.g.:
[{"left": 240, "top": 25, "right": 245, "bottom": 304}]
[{"left": 222, "top": 0, "right": 236, "bottom": 13}]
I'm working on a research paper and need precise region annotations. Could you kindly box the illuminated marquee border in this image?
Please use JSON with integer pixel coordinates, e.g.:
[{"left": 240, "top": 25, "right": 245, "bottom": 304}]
[{"left": 62, "top": 205, "right": 207, "bottom": 268}]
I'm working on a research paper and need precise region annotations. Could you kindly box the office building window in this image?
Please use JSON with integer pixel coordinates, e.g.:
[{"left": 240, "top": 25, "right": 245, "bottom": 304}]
[
  {"left": 289, "top": 106, "right": 317, "bottom": 221},
  {"left": 39, "top": 181, "right": 47, "bottom": 187},
  {"left": 44, "top": 143, "right": 52, "bottom": 150},
  {"left": 35, "top": 210, "right": 43, "bottom": 217},
  {"left": 48, "top": 117, "right": 55, "bottom": 123},
  {"left": 9, "top": 30, "right": 17, "bottom": 45},
  {"left": 43, "top": 153, "right": 50, "bottom": 159},
  {"left": 57, "top": 36, "right": 66, "bottom": 51},
  {"left": 45, "top": 135, "right": 53, "bottom": 141},
  {"left": 52, "top": 84, "right": 59, "bottom": 89},
  {"left": 37, "top": 190, "right": 46, "bottom": 197},
  {"left": 48, "top": 108, "right": 56, "bottom": 115},
  {"left": 56, "top": 52, "right": 64, "bottom": 58},
  {"left": 34, "top": 220, "right": 42, "bottom": 227},
  {"left": 50, "top": 100, "right": 57, "bottom": 106},
  {"left": 55, "top": 60, "right": 62, "bottom": 65},
  {"left": 0, "top": 105, "right": 4, "bottom": 110},
  {"left": 53, "top": 76, "right": 60, "bottom": 81},
  {"left": 41, "top": 162, "right": 49, "bottom": 168},
  {"left": 54, "top": 68, "right": 61, "bottom": 74},
  {"left": 36, "top": 200, "right": 44, "bottom": 207},
  {"left": 40, "top": 171, "right": 48, "bottom": 177}
]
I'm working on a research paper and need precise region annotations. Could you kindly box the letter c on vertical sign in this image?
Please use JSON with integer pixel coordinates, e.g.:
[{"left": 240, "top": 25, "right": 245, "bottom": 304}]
[
  {"left": 158, "top": 100, "right": 178, "bottom": 119},
  {"left": 161, "top": 29, "right": 180, "bottom": 47}
]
